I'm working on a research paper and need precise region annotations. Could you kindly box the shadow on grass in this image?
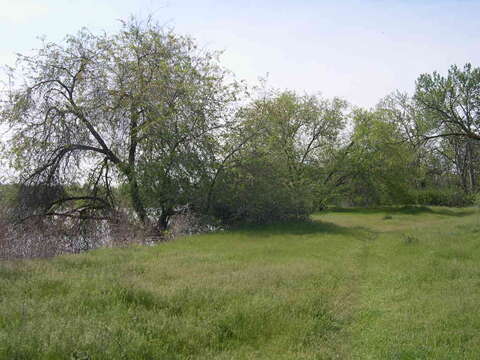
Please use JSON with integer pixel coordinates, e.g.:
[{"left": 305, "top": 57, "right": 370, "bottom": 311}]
[
  {"left": 217, "top": 204, "right": 474, "bottom": 240},
  {"left": 230, "top": 220, "right": 375, "bottom": 240},
  {"left": 325, "top": 205, "right": 475, "bottom": 217}
]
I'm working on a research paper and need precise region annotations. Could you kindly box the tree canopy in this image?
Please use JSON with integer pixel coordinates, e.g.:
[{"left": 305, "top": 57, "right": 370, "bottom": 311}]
[
  {"left": 1, "top": 18, "right": 480, "bottom": 233},
  {"left": 1, "top": 18, "right": 239, "bottom": 225}
]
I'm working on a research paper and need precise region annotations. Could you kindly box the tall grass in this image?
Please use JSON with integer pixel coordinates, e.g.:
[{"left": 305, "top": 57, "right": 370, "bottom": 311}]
[{"left": 1, "top": 206, "right": 479, "bottom": 359}]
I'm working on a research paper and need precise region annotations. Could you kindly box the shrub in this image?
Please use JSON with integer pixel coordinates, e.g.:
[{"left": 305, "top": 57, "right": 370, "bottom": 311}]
[
  {"left": 209, "top": 160, "right": 314, "bottom": 225},
  {"left": 414, "top": 188, "right": 474, "bottom": 207}
]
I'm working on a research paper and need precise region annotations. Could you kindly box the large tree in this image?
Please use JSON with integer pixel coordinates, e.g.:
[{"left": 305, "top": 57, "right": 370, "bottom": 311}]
[{"left": 1, "top": 18, "right": 238, "bottom": 224}]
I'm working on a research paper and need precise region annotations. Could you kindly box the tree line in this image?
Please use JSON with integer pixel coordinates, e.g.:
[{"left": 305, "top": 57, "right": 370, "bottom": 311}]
[{"left": 1, "top": 18, "right": 479, "bottom": 233}]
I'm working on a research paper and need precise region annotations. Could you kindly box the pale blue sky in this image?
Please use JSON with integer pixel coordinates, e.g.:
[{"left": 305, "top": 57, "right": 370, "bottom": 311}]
[{"left": 1, "top": 0, "right": 479, "bottom": 107}]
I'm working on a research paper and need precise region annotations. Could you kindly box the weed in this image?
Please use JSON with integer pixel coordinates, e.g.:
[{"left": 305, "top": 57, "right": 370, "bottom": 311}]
[{"left": 402, "top": 233, "right": 419, "bottom": 244}]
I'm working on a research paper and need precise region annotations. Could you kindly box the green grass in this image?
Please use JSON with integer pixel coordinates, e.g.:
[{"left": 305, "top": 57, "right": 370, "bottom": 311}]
[{"left": 1, "top": 206, "right": 480, "bottom": 359}]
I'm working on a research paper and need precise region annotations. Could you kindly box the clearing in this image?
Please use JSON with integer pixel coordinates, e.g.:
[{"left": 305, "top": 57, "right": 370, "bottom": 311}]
[{"left": 1, "top": 207, "right": 479, "bottom": 359}]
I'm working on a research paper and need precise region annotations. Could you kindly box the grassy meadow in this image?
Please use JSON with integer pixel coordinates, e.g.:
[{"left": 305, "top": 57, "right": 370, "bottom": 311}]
[{"left": 1, "top": 206, "right": 480, "bottom": 359}]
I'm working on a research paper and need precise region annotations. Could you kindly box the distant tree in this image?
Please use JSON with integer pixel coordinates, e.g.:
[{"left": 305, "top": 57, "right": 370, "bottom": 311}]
[
  {"left": 209, "top": 90, "right": 347, "bottom": 223},
  {"left": 415, "top": 63, "right": 480, "bottom": 141},
  {"left": 0, "top": 18, "right": 238, "bottom": 224},
  {"left": 433, "top": 136, "right": 480, "bottom": 194},
  {"left": 413, "top": 64, "right": 480, "bottom": 195},
  {"left": 339, "top": 108, "right": 416, "bottom": 206}
]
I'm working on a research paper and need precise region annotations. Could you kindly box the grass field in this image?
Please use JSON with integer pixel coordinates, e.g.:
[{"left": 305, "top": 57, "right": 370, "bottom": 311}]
[{"left": 1, "top": 206, "right": 480, "bottom": 359}]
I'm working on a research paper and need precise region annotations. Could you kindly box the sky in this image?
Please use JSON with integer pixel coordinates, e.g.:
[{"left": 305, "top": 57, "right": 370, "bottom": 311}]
[{"left": 0, "top": 0, "right": 479, "bottom": 108}]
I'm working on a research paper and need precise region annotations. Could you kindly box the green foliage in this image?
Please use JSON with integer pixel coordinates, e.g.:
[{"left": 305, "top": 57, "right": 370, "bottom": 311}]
[
  {"left": 0, "top": 183, "right": 19, "bottom": 208},
  {"left": 337, "top": 108, "right": 417, "bottom": 206},
  {"left": 209, "top": 90, "right": 347, "bottom": 224},
  {"left": 413, "top": 187, "right": 474, "bottom": 207},
  {"left": 415, "top": 63, "right": 480, "bottom": 140},
  {"left": 210, "top": 150, "right": 312, "bottom": 224},
  {"left": 0, "top": 17, "right": 239, "bottom": 225},
  {"left": 1, "top": 17, "right": 479, "bottom": 228}
]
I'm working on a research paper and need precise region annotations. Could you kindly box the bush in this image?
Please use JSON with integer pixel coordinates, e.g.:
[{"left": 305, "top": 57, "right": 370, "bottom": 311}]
[
  {"left": 209, "top": 158, "right": 314, "bottom": 225},
  {"left": 414, "top": 188, "right": 474, "bottom": 207}
]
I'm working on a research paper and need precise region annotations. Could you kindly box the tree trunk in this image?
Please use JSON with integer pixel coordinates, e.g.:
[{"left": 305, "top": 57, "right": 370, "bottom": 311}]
[
  {"left": 127, "top": 172, "right": 147, "bottom": 224},
  {"left": 158, "top": 208, "right": 173, "bottom": 231},
  {"left": 126, "top": 103, "right": 147, "bottom": 224}
]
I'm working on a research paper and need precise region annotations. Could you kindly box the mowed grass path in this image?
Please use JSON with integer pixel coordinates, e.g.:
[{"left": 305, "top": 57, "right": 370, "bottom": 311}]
[{"left": 1, "top": 207, "right": 480, "bottom": 359}]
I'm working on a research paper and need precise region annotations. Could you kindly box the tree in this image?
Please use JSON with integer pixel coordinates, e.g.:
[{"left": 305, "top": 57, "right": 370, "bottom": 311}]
[
  {"left": 414, "top": 64, "right": 480, "bottom": 195},
  {"left": 209, "top": 90, "right": 347, "bottom": 223},
  {"left": 339, "top": 108, "right": 416, "bottom": 206},
  {"left": 415, "top": 63, "right": 480, "bottom": 141},
  {"left": 1, "top": 18, "right": 238, "bottom": 225}
]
